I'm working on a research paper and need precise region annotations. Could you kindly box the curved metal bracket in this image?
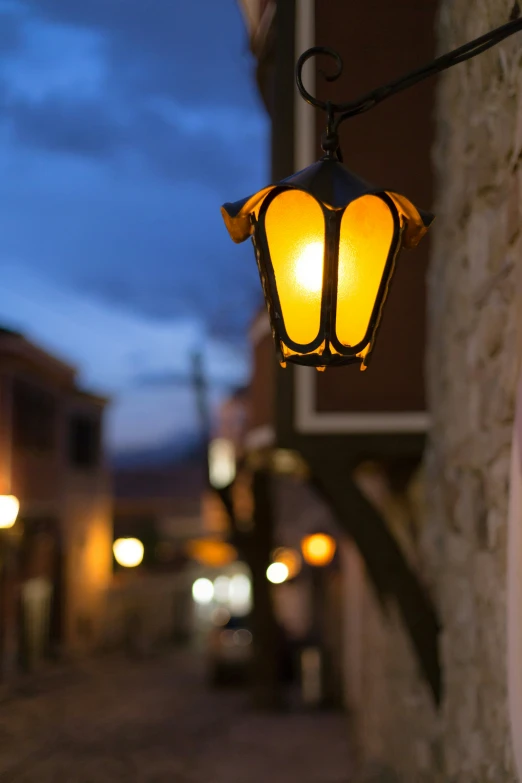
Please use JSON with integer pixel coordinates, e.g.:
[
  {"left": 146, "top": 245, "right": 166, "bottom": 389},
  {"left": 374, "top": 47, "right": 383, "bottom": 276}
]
[{"left": 295, "top": 11, "right": 522, "bottom": 159}]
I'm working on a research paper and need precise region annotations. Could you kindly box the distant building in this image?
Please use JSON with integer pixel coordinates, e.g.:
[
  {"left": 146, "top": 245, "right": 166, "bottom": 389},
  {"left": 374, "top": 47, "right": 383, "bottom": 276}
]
[
  {"left": 110, "top": 454, "right": 207, "bottom": 647},
  {"left": 0, "top": 327, "right": 112, "bottom": 675},
  {"left": 113, "top": 455, "right": 206, "bottom": 563}
]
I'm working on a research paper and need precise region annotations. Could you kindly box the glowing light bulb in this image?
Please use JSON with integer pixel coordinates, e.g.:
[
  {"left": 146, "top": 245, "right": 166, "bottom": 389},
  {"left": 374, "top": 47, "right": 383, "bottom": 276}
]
[
  {"left": 192, "top": 578, "right": 214, "bottom": 605},
  {"left": 229, "top": 574, "right": 252, "bottom": 613},
  {"left": 113, "top": 538, "right": 144, "bottom": 568},
  {"left": 0, "top": 495, "right": 19, "bottom": 529},
  {"left": 266, "top": 562, "right": 289, "bottom": 584},
  {"left": 294, "top": 242, "right": 324, "bottom": 293},
  {"left": 208, "top": 438, "right": 236, "bottom": 489},
  {"left": 301, "top": 533, "right": 337, "bottom": 567}
]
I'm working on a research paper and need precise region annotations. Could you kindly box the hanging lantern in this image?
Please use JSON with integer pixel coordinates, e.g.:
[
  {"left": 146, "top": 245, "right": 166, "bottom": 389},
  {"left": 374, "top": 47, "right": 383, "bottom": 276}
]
[
  {"left": 220, "top": 44, "right": 444, "bottom": 371},
  {"left": 222, "top": 156, "right": 432, "bottom": 371},
  {"left": 221, "top": 19, "right": 522, "bottom": 369}
]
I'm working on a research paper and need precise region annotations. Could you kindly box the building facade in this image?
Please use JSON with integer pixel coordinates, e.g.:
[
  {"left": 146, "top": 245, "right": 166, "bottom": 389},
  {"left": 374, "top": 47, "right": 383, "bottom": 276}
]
[
  {"left": 0, "top": 327, "right": 112, "bottom": 674},
  {"left": 423, "top": 1, "right": 522, "bottom": 780},
  {"left": 110, "top": 456, "right": 206, "bottom": 649},
  {"left": 234, "top": 0, "right": 522, "bottom": 780}
]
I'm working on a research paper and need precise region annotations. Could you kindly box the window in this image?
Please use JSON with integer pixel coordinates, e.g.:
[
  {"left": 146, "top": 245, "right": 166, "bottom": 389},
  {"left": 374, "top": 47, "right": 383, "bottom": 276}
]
[
  {"left": 69, "top": 414, "right": 100, "bottom": 469},
  {"left": 12, "top": 379, "right": 57, "bottom": 452}
]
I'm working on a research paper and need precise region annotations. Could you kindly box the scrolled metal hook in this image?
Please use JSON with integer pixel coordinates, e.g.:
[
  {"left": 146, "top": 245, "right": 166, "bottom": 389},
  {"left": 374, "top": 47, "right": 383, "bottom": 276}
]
[{"left": 295, "top": 46, "right": 344, "bottom": 112}]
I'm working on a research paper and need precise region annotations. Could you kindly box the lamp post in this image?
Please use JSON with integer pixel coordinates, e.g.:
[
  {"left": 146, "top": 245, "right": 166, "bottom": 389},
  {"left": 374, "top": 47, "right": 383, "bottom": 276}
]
[
  {"left": 300, "top": 532, "right": 337, "bottom": 708},
  {"left": 221, "top": 11, "right": 522, "bottom": 371},
  {"left": 113, "top": 537, "right": 145, "bottom": 653}
]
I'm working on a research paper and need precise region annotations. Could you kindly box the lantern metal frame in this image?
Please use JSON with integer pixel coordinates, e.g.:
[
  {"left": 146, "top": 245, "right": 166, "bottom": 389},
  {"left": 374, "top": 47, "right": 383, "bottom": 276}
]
[{"left": 223, "top": 154, "right": 431, "bottom": 369}]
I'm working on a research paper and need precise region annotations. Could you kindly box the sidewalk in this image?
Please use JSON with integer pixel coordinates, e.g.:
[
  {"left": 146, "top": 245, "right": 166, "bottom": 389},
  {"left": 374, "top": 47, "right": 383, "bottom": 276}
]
[{"left": 0, "top": 651, "right": 352, "bottom": 783}]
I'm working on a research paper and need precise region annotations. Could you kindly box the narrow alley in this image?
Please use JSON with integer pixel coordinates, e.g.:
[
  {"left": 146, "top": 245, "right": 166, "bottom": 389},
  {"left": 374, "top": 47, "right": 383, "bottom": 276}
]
[{"left": 0, "top": 652, "right": 352, "bottom": 783}]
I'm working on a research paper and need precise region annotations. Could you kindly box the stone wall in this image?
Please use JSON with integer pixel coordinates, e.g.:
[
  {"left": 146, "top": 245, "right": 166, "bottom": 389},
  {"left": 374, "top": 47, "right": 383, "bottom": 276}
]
[
  {"left": 340, "top": 3, "right": 522, "bottom": 780},
  {"left": 426, "top": 0, "right": 522, "bottom": 779},
  {"left": 340, "top": 473, "right": 441, "bottom": 783}
]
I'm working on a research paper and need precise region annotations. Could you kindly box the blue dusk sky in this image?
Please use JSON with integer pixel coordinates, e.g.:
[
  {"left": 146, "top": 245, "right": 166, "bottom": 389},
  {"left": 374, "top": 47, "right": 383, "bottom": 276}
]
[{"left": 0, "top": 0, "right": 268, "bottom": 454}]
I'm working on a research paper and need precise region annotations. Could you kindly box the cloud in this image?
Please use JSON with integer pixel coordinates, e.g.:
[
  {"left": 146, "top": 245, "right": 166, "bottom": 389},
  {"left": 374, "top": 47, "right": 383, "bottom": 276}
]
[
  {"left": 0, "top": 263, "right": 249, "bottom": 450},
  {"left": 7, "top": 94, "right": 125, "bottom": 156},
  {"left": 0, "top": 0, "right": 267, "bottom": 195},
  {"left": 0, "top": 144, "right": 262, "bottom": 336},
  {"left": 0, "top": 6, "right": 22, "bottom": 55},
  {"left": 18, "top": 0, "right": 260, "bottom": 109},
  {"left": 0, "top": 0, "right": 267, "bottom": 339}
]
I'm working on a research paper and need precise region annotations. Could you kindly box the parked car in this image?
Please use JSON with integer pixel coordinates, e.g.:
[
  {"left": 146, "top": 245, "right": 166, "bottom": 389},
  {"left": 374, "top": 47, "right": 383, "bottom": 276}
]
[{"left": 207, "top": 613, "right": 253, "bottom": 686}]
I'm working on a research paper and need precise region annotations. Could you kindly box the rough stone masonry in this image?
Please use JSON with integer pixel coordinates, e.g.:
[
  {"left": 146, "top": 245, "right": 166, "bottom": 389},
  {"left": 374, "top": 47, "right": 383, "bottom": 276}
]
[{"left": 426, "top": 0, "right": 522, "bottom": 780}]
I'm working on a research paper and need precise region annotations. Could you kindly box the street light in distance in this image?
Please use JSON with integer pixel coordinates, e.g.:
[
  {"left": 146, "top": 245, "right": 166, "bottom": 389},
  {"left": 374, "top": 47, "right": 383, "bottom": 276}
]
[
  {"left": 113, "top": 537, "right": 144, "bottom": 568},
  {"left": 301, "top": 533, "right": 336, "bottom": 568},
  {"left": 0, "top": 495, "right": 19, "bottom": 529}
]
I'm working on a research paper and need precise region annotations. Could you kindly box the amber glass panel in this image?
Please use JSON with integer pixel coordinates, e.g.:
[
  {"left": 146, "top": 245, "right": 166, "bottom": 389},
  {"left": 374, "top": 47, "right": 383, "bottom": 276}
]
[
  {"left": 336, "top": 195, "right": 395, "bottom": 347},
  {"left": 265, "top": 190, "right": 325, "bottom": 346}
]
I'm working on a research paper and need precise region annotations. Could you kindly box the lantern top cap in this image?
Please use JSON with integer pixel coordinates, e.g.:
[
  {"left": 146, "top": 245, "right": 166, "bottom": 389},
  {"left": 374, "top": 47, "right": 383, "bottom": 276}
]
[{"left": 221, "top": 157, "right": 433, "bottom": 247}]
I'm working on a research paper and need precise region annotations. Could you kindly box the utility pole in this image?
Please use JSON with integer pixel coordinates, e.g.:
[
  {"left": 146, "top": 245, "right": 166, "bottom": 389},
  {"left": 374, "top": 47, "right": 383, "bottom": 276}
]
[{"left": 190, "top": 352, "right": 211, "bottom": 455}]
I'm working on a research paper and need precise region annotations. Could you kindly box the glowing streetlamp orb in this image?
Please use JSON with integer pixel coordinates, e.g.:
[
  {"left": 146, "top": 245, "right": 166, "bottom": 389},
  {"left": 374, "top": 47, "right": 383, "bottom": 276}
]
[
  {"left": 192, "top": 577, "right": 214, "bottom": 605},
  {"left": 266, "top": 562, "right": 289, "bottom": 584},
  {"left": 208, "top": 438, "right": 236, "bottom": 489},
  {"left": 301, "top": 533, "right": 337, "bottom": 568},
  {"left": 0, "top": 495, "right": 19, "bottom": 529},
  {"left": 113, "top": 538, "right": 144, "bottom": 568}
]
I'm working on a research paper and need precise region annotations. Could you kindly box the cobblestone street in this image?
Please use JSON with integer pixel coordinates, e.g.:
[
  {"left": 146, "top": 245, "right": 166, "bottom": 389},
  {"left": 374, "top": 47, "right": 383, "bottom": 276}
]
[{"left": 0, "top": 652, "right": 352, "bottom": 783}]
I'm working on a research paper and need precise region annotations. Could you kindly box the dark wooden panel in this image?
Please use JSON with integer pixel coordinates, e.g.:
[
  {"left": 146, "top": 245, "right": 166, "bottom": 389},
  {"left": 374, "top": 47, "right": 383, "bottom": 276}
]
[{"left": 314, "top": 0, "right": 437, "bottom": 413}]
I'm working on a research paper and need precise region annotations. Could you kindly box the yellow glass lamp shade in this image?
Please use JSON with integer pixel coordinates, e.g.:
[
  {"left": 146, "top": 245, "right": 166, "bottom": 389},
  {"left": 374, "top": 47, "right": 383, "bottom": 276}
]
[
  {"left": 0, "top": 495, "right": 19, "bottom": 529},
  {"left": 113, "top": 537, "right": 144, "bottom": 568},
  {"left": 336, "top": 195, "right": 395, "bottom": 348},
  {"left": 301, "top": 533, "right": 337, "bottom": 567},
  {"left": 265, "top": 190, "right": 324, "bottom": 346},
  {"left": 221, "top": 158, "right": 432, "bottom": 370}
]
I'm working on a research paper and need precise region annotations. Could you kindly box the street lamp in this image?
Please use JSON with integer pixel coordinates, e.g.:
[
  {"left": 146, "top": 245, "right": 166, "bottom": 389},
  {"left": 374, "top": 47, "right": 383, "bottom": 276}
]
[
  {"left": 221, "top": 13, "right": 522, "bottom": 371},
  {"left": 300, "top": 532, "right": 337, "bottom": 707},
  {"left": 266, "top": 561, "right": 289, "bottom": 584},
  {"left": 113, "top": 537, "right": 144, "bottom": 568},
  {"left": 208, "top": 438, "right": 236, "bottom": 489},
  {"left": 0, "top": 495, "right": 19, "bottom": 529},
  {"left": 301, "top": 533, "right": 336, "bottom": 568}
]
